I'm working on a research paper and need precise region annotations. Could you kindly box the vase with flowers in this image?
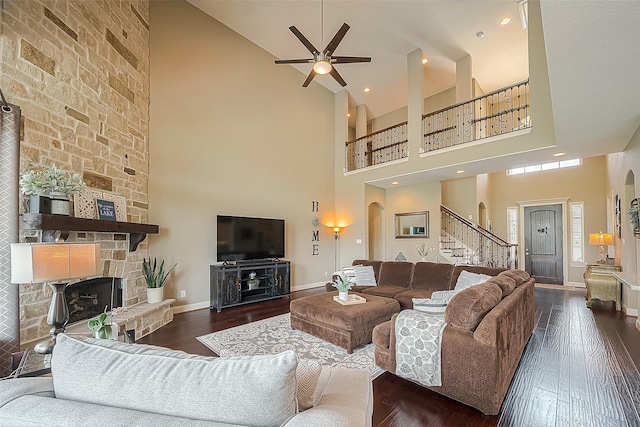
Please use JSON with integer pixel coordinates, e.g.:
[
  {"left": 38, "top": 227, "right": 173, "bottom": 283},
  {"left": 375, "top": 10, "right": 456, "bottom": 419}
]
[{"left": 415, "top": 242, "right": 436, "bottom": 262}]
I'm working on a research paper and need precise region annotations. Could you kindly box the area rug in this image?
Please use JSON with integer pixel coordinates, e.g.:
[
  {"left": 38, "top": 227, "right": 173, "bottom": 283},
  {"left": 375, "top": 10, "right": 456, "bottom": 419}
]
[{"left": 197, "top": 313, "right": 385, "bottom": 379}]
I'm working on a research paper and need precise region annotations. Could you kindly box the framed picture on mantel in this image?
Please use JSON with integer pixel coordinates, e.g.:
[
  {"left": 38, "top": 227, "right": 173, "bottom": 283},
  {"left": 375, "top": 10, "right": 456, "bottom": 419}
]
[{"left": 96, "top": 199, "right": 117, "bottom": 221}]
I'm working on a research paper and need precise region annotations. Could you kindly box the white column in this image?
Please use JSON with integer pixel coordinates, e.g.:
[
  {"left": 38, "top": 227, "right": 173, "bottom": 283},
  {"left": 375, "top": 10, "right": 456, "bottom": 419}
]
[
  {"left": 456, "top": 54, "right": 473, "bottom": 102},
  {"left": 355, "top": 104, "right": 367, "bottom": 138},
  {"left": 407, "top": 48, "right": 424, "bottom": 157}
]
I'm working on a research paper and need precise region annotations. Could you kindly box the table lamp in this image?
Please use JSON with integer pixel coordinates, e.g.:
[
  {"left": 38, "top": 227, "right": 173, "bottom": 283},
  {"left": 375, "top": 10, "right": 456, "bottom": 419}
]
[
  {"left": 10, "top": 242, "right": 101, "bottom": 354},
  {"left": 588, "top": 232, "right": 613, "bottom": 263}
]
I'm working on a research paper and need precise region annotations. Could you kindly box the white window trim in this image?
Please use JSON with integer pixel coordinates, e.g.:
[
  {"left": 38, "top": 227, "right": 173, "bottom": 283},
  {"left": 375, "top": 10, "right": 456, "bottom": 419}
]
[{"left": 569, "top": 202, "right": 586, "bottom": 267}]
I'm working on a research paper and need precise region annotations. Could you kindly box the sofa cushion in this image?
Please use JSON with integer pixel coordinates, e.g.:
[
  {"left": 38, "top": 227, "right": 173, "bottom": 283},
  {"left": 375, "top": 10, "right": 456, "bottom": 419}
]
[
  {"left": 394, "top": 289, "right": 434, "bottom": 310},
  {"left": 411, "top": 262, "right": 455, "bottom": 292},
  {"left": 378, "top": 262, "right": 414, "bottom": 288},
  {"left": 445, "top": 282, "right": 502, "bottom": 331},
  {"left": 51, "top": 334, "right": 298, "bottom": 426},
  {"left": 361, "top": 285, "right": 407, "bottom": 298},
  {"left": 296, "top": 359, "right": 322, "bottom": 411},
  {"left": 487, "top": 275, "right": 516, "bottom": 297},
  {"left": 453, "top": 270, "right": 491, "bottom": 291},
  {"left": 498, "top": 269, "right": 531, "bottom": 286}
]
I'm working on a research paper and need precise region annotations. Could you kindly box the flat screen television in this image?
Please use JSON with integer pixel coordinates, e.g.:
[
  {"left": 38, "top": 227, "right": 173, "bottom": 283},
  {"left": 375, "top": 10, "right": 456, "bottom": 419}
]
[{"left": 217, "top": 215, "right": 285, "bottom": 262}]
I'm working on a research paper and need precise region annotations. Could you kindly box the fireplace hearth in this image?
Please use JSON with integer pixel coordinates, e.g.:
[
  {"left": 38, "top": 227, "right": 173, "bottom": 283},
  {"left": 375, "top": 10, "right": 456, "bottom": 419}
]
[{"left": 65, "top": 277, "right": 123, "bottom": 325}]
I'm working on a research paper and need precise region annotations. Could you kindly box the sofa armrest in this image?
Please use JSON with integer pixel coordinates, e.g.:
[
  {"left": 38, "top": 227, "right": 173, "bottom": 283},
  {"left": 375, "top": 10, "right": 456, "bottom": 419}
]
[
  {"left": 284, "top": 368, "right": 372, "bottom": 427},
  {"left": 0, "top": 377, "right": 55, "bottom": 408}
]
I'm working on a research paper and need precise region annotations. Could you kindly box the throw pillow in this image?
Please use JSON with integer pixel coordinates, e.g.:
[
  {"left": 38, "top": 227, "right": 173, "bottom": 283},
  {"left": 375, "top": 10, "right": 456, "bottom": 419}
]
[
  {"left": 52, "top": 334, "right": 299, "bottom": 426},
  {"left": 453, "top": 270, "right": 491, "bottom": 291},
  {"left": 296, "top": 359, "right": 322, "bottom": 411},
  {"left": 354, "top": 265, "right": 377, "bottom": 286},
  {"left": 342, "top": 265, "right": 358, "bottom": 284}
]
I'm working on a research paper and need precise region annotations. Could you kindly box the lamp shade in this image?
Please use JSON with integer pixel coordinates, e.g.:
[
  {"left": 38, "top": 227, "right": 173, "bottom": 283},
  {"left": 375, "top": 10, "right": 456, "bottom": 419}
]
[
  {"left": 10, "top": 242, "right": 101, "bottom": 284},
  {"left": 588, "top": 233, "right": 613, "bottom": 246}
]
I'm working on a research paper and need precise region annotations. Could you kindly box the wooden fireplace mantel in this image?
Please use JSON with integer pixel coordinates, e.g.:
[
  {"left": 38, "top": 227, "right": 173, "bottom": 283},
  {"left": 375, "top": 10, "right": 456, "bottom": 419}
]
[{"left": 19, "top": 213, "right": 160, "bottom": 251}]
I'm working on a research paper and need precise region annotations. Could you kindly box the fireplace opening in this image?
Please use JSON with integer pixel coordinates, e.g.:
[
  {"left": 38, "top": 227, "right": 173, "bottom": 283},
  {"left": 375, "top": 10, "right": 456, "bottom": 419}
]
[{"left": 65, "top": 277, "right": 123, "bottom": 325}]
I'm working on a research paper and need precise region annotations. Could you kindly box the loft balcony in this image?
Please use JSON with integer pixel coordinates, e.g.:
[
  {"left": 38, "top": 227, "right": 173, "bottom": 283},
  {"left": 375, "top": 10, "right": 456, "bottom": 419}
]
[{"left": 345, "top": 80, "right": 530, "bottom": 172}]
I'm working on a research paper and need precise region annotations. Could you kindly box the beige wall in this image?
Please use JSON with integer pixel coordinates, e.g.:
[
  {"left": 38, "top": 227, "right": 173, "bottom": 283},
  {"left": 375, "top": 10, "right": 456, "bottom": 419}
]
[
  {"left": 384, "top": 181, "right": 441, "bottom": 263},
  {"left": 607, "top": 123, "right": 640, "bottom": 314},
  {"left": 149, "top": 1, "right": 336, "bottom": 307},
  {"left": 441, "top": 176, "right": 477, "bottom": 222},
  {"left": 488, "top": 156, "right": 609, "bottom": 284}
]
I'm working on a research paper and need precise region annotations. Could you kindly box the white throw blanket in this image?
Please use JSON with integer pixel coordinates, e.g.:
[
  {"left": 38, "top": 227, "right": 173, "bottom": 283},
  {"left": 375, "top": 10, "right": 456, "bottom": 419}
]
[{"left": 395, "top": 309, "right": 448, "bottom": 387}]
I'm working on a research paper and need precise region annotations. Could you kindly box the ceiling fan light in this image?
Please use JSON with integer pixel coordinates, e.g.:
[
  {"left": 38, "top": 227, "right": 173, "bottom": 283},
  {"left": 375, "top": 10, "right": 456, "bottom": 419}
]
[{"left": 313, "top": 60, "right": 332, "bottom": 75}]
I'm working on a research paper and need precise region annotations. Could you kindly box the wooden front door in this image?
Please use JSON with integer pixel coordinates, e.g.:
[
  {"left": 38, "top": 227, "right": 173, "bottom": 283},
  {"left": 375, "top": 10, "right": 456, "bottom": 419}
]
[{"left": 524, "top": 204, "right": 564, "bottom": 285}]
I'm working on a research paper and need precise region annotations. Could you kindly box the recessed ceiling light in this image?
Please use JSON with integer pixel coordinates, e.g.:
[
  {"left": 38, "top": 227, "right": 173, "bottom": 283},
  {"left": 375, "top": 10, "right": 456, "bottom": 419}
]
[
  {"left": 476, "top": 31, "right": 485, "bottom": 39},
  {"left": 500, "top": 17, "right": 511, "bottom": 25},
  {"left": 422, "top": 58, "right": 429, "bottom": 64},
  {"left": 553, "top": 152, "right": 565, "bottom": 157},
  {"left": 456, "top": 170, "right": 464, "bottom": 174},
  {"left": 391, "top": 181, "right": 399, "bottom": 185},
  {"left": 364, "top": 87, "right": 370, "bottom": 93}
]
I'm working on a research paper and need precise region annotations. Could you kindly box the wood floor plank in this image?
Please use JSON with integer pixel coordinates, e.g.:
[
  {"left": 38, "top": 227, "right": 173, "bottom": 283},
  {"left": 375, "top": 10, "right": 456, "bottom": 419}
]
[{"left": 139, "top": 286, "right": 640, "bottom": 427}]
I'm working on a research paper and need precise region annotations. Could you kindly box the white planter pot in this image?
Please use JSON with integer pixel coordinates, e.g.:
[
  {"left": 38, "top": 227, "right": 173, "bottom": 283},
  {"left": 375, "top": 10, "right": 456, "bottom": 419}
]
[
  {"left": 339, "top": 291, "right": 349, "bottom": 301},
  {"left": 147, "top": 287, "right": 164, "bottom": 304},
  {"left": 49, "top": 192, "right": 70, "bottom": 215}
]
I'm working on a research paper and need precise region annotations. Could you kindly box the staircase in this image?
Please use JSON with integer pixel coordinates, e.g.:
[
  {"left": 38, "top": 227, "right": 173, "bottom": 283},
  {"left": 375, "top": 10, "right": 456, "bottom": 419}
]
[{"left": 439, "top": 205, "right": 517, "bottom": 269}]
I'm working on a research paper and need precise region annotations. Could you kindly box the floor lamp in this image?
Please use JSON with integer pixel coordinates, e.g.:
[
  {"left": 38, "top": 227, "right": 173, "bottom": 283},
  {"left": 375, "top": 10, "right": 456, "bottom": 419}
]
[
  {"left": 10, "top": 242, "right": 101, "bottom": 354},
  {"left": 333, "top": 227, "right": 341, "bottom": 272}
]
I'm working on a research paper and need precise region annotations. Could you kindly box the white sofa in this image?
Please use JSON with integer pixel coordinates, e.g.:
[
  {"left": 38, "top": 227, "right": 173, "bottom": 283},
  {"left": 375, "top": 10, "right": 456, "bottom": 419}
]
[{"left": 0, "top": 334, "right": 373, "bottom": 426}]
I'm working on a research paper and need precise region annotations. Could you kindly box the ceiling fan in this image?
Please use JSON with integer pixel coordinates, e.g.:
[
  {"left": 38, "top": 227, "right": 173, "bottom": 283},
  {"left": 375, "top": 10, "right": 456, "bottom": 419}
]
[{"left": 275, "top": 23, "right": 371, "bottom": 87}]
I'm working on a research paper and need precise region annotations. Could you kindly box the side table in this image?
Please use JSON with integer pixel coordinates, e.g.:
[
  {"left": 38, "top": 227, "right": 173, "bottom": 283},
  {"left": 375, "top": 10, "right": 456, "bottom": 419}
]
[{"left": 584, "top": 263, "right": 622, "bottom": 309}]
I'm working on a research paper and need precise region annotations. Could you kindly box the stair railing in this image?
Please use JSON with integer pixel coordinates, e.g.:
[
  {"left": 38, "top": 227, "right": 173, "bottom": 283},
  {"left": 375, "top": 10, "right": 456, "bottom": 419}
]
[{"left": 440, "top": 205, "right": 518, "bottom": 269}]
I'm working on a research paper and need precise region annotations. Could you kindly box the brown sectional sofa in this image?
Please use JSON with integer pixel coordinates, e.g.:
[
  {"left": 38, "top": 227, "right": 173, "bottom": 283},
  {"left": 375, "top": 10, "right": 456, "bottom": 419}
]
[{"left": 329, "top": 260, "right": 535, "bottom": 415}]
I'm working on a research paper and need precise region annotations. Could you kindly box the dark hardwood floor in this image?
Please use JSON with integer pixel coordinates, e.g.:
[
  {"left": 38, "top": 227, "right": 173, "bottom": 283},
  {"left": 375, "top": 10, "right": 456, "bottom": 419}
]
[{"left": 139, "top": 287, "right": 640, "bottom": 427}]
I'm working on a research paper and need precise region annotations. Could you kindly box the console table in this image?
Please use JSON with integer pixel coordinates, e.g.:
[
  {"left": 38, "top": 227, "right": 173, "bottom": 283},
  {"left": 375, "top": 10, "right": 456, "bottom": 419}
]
[
  {"left": 210, "top": 260, "right": 290, "bottom": 312},
  {"left": 584, "top": 263, "right": 621, "bottom": 310}
]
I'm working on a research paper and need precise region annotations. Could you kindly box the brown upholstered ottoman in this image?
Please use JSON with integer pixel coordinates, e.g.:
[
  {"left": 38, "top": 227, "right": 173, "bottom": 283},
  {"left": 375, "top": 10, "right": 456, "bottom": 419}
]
[{"left": 290, "top": 292, "right": 401, "bottom": 353}]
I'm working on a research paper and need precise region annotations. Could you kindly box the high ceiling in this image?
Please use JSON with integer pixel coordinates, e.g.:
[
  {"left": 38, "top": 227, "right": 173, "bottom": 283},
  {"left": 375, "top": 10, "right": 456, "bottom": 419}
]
[
  {"left": 186, "top": 0, "right": 640, "bottom": 184},
  {"left": 187, "top": 0, "right": 530, "bottom": 119}
]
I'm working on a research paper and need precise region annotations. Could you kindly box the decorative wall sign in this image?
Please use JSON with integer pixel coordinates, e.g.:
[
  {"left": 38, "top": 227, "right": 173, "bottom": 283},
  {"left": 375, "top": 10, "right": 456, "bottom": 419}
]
[
  {"left": 96, "top": 199, "right": 116, "bottom": 221},
  {"left": 615, "top": 194, "right": 622, "bottom": 238},
  {"left": 74, "top": 190, "right": 126, "bottom": 221},
  {"left": 312, "top": 201, "right": 319, "bottom": 256}
]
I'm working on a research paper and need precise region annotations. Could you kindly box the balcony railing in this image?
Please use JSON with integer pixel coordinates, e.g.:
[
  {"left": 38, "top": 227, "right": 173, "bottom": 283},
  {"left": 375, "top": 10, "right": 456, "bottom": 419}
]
[
  {"left": 345, "top": 122, "right": 407, "bottom": 172},
  {"left": 422, "top": 80, "right": 530, "bottom": 153}
]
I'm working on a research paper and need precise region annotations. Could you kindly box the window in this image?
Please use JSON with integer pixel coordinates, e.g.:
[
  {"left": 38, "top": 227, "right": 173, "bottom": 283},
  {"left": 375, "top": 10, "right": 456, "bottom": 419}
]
[
  {"left": 507, "top": 207, "right": 518, "bottom": 245},
  {"left": 507, "top": 158, "right": 581, "bottom": 176},
  {"left": 570, "top": 203, "right": 584, "bottom": 263}
]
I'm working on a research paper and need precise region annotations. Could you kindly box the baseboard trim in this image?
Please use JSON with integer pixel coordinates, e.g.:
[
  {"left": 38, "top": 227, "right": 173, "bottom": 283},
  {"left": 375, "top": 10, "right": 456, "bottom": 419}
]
[
  {"left": 292, "top": 281, "right": 326, "bottom": 291},
  {"left": 172, "top": 301, "right": 210, "bottom": 314},
  {"left": 622, "top": 304, "right": 638, "bottom": 317}
]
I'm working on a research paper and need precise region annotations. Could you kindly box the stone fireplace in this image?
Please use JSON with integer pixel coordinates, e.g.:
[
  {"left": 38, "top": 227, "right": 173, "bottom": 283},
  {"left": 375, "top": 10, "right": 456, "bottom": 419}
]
[{"left": 65, "top": 277, "right": 124, "bottom": 326}]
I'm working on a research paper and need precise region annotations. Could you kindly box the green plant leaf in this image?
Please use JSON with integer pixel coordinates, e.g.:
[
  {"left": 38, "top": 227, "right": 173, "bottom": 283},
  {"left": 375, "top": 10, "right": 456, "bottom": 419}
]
[{"left": 97, "top": 325, "right": 112, "bottom": 339}]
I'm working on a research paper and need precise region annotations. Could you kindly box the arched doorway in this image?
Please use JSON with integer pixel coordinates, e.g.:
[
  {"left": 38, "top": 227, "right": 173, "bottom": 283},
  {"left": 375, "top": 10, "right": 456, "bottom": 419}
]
[
  {"left": 368, "top": 202, "right": 384, "bottom": 260},
  {"left": 478, "top": 202, "right": 487, "bottom": 229}
]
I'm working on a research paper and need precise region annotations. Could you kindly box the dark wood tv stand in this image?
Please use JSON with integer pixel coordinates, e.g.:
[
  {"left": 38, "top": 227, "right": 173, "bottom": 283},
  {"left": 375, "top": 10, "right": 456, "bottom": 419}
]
[{"left": 209, "top": 260, "right": 291, "bottom": 312}]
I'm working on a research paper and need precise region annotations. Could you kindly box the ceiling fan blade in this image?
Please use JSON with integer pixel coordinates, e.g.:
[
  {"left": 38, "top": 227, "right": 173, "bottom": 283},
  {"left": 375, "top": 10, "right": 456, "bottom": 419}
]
[
  {"left": 332, "top": 56, "right": 372, "bottom": 64},
  {"left": 302, "top": 70, "right": 317, "bottom": 87},
  {"left": 289, "top": 26, "right": 319, "bottom": 55},
  {"left": 329, "top": 67, "right": 347, "bottom": 87},
  {"left": 324, "top": 23, "right": 350, "bottom": 56},
  {"left": 275, "top": 59, "right": 314, "bottom": 64}
]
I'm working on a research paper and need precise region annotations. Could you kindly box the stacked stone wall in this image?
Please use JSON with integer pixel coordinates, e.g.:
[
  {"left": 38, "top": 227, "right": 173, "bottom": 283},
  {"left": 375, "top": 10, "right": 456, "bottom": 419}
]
[{"left": 0, "top": 0, "right": 151, "bottom": 345}]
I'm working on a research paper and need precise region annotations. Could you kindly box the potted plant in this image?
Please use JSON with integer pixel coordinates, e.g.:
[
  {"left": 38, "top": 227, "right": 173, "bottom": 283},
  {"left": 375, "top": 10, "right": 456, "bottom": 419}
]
[
  {"left": 332, "top": 277, "right": 352, "bottom": 302},
  {"left": 19, "top": 164, "right": 86, "bottom": 215},
  {"left": 87, "top": 307, "right": 113, "bottom": 339},
  {"left": 143, "top": 257, "right": 177, "bottom": 303}
]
